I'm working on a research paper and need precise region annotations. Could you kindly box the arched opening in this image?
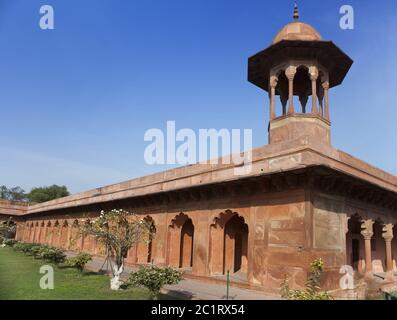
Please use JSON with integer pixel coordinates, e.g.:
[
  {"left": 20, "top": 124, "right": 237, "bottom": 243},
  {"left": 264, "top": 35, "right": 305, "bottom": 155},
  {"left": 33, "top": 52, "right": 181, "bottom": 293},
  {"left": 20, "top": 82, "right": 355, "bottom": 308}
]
[
  {"left": 346, "top": 214, "right": 364, "bottom": 272},
  {"left": 60, "top": 221, "right": 69, "bottom": 249},
  {"left": 136, "top": 216, "right": 157, "bottom": 264},
  {"left": 53, "top": 221, "right": 60, "bottom": 246},
  {"left": 23, "top": 223, "right": 30, "bottom": 241},
  {"left": 168, "top": 213, "right": 195, "bottom": 269},
  {"left": 372, "top": 220, "right": 386, "bottom": 273},
  {"left": 179, "top": 219, "right": 194, "bottom": 268},
  {"left": 82, "top": 220, "right": 94, "bottom": 253},
  {"left": 70, "top": 220, "right": 81, "bottom": 251},
  {"left": 223, "top": 215, "right": 248, "bottom": 274},
  {"left": 209, "top": 211, "right": 249, "bottom": 277},
  {"left": 39, "top": 221, "right": 46, "bottom": 243},
  {"left": 34, "top": 222, "right": 39, "bottom": 243},
  {"left": 147, "top": 219, "right": 156, "bottom": 263},
  {"left": 29, "top": 222, "right": 35, "bottom": 242},
  {"left": 275, "top": 71, "right": 288, "bottom": 116},
  {"left": 45, "top": 221, "right": 52, "bottom": 244},
  {"left": 294, "top": 65, "right": 311, "bottom": 113}
]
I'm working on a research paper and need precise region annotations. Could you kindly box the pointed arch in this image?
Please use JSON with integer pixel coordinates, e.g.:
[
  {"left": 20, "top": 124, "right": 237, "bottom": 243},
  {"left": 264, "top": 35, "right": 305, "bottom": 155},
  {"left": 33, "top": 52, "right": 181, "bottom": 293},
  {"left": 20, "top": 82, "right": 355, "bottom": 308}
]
[
  {"left": 136, "top": 216, "right": 157, "bottom": 264},
  {"left": 209, "top": 210, "right": 249, "bottom": 276},
  {"left": 167, "top": 213, "right": 195, "bottom": 269},
  {"left": 59, "top": 220, "right": 69, "bottom": 249}
]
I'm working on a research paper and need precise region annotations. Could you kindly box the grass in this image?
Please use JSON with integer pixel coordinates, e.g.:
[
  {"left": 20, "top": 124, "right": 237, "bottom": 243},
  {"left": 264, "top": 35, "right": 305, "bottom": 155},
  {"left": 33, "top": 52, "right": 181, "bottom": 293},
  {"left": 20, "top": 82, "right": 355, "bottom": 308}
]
[{"left": 0, "top": 247, "right": 169, "bottom": 300}]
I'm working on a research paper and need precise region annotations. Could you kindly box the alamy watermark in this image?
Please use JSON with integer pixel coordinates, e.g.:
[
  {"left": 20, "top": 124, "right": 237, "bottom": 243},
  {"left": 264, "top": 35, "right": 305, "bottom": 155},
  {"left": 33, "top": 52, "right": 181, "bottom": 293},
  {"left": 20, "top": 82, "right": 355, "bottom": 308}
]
[
  {"left": 340, "top": 5, "right": 354, "bottom": 30},
  {"left": 39, "top": 5, "right": 54, "bottom": 30},
  {"left": 144, "top": 121, "right": 253, "bottom": 175},
  {"left": 39, "top": 265, "right": 54, "bottom": 290}
]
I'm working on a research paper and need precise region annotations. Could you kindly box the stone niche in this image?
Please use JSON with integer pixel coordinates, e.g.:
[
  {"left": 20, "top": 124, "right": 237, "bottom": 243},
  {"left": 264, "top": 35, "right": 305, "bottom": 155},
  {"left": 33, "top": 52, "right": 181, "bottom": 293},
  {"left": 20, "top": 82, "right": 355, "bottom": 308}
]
[{"left": 269, "top": 113, "right": 331, "bottom": 145}]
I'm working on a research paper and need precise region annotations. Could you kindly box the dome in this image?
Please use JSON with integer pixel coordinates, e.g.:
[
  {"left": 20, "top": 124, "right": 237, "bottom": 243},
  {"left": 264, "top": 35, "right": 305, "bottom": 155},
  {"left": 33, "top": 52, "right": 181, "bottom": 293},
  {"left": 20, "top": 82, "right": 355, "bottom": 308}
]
[{"left": 272, "top": 21, "right": 322, "bottom": 44}]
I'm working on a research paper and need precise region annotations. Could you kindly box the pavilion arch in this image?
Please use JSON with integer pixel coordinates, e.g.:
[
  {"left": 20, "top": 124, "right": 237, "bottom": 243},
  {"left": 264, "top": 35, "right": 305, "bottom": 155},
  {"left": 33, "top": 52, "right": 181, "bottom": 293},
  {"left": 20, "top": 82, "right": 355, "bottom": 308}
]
[
  {"left": 167, "top": 213, "right": 195, "bottom": 269},
  {"left": 136, "top": 216, "right": 157, "bottom": 264},
  {"left": 209, "top": 210, "right": 249, "bottom": 276},
  {"left": 271, "top": 61, "right": 329, "bottom": 118}
]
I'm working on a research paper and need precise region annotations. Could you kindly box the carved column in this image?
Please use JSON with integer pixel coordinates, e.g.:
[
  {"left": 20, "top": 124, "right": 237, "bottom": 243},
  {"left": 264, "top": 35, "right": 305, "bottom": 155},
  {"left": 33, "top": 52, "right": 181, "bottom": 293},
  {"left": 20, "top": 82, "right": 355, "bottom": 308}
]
[
  {"left": 382, "top": 224, "right": 394, "bottom": 273},
  {"left": 309, "top": 66, "right": 319, "bottom": 114},
  {"left": 361, "top": 219, "right": 374, "bottom": 274},
  {"left": 285, "top": 66, "right": 297, "bottom": 114},
  {"left": 322, "top": 81, "right": 330, "bottom": 120},
  {"left": 269, "top": 75, "right": 278, "bottom": 120}
]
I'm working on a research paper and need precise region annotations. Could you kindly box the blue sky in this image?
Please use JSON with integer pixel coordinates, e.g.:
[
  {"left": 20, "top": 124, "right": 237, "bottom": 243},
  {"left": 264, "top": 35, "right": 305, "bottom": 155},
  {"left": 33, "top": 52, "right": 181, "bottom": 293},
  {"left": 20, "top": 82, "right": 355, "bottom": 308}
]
[{"left": 0, "top": 0, "right": 396, "bottom": 194}]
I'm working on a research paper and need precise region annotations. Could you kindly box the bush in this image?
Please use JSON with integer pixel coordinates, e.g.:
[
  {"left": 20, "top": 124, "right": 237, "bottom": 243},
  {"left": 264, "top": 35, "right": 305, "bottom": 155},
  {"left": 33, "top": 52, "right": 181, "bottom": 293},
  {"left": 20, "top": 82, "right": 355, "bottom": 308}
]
[
  {"left": 280, "top": 258, "right": 332, "bottom": 300},
  {"left": 14, "top": 243, "right": 36, "bottom": 254},
  {"left": 40, "top": 247, "right": 66, "bottom": 264},
  {"left": 128, "top": 265, "right": 182, "bottom": 299},
  {"left": 12, "top": 242, "right": 66, "bottom": 264},
  {"left": 3, "top": 239, "right": 17, "bottom": 247},
  {"left": 29, "top": 245, "right": 44, "bottom": 257},
  {"left": 67, "top": 253, "right": 92, "bottom": 272}
]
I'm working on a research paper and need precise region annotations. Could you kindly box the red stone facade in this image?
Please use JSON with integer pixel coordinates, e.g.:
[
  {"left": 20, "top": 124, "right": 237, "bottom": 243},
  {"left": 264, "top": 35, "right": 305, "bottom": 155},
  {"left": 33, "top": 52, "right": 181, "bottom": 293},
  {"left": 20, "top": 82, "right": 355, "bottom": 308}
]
[{"left": 4, "top": 10, "right": 397, "bottom": 295}]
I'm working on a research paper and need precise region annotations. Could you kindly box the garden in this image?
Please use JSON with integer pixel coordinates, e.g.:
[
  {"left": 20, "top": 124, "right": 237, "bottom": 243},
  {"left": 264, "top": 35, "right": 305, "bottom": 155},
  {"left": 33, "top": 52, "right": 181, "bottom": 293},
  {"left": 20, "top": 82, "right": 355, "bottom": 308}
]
[{"left": 0, "top": 210, "right": 182, "bottom": 300}]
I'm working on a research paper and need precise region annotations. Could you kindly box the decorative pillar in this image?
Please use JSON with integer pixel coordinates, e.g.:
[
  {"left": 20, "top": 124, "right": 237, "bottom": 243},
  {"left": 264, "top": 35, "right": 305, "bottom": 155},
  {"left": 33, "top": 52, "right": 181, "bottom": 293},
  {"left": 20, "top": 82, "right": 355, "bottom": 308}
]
[
  {"left": 285, "top": 66, "right": 297, "bottom": 114},
  {"left": 269, "top": 75, "right": 278, "bottom": 120},
  {"left": 309, "top": 66, "right": 319, "bottom": 114},
  {"left": 382, "top": 224, "right": 394, "bottom": 273},
  {"left": 322, "top": 81, "right": 330, "bottom": 120},
  {"left": 361, "top": 219, "right": 374, "bottom": 274}
]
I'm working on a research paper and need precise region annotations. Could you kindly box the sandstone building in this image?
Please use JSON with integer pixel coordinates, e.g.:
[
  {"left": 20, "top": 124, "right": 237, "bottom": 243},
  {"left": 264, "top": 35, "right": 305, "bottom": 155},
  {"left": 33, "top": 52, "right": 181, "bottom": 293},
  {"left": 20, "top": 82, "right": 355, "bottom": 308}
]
[{"left": 2, "top": 7, "right": 397, "bottom": 294}]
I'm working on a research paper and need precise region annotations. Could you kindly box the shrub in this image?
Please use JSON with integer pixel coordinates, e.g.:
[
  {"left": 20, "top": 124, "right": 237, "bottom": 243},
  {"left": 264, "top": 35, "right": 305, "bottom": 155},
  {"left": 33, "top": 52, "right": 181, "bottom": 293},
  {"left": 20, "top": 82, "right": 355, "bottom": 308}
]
[
  {"left": 40, "top": 247, "right": 66, "bottom": 264},
  {"left": 280, "top": 258, "right": 332, "bottom": 300},
  {"left": 29, "top": 245, "right": 44, "bottom": 257},
  {"left": 3, "top": 239, "right": 17, "bottom": 247},
  {"left": 128, "top": 265, "right": 183, "bottom": 299},
  {"left": 67, "top": 253, "right": 92, "bottom": 272},
  {"left": 16, "top": 243, "right": 36, "bottom": 254},
  {"left": 12, "top": 242, "right": 66, "bottom": 264}
]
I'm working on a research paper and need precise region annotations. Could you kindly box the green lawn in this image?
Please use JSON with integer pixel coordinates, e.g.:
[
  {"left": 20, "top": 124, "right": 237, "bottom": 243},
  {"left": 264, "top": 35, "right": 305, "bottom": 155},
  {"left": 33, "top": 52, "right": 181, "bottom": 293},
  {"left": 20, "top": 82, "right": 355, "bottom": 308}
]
[{"left": 0, "top": 247, "right": 160, "bottom": 300}]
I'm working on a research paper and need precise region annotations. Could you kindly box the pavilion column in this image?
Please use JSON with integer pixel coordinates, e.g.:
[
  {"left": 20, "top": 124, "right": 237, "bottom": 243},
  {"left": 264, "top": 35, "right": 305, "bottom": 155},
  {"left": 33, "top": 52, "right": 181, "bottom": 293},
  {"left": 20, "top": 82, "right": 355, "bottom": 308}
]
[
  {"left": 361, "top": 219, "right": 374, "bottom": 275},
  {"left": 309, "top": 66, "right": 319, "bottom": 114},
  {"left": 269, "top": 75, "right": 278, "bottom": 120},
  {"left": 285, "top": 66, "right": 297, "bottom": 114},
  {"left": 382, "top": 224, "right": 394, "bottom": 274},
  {"left": 322, "top": 81, "right": 330, "bottom": 120}
]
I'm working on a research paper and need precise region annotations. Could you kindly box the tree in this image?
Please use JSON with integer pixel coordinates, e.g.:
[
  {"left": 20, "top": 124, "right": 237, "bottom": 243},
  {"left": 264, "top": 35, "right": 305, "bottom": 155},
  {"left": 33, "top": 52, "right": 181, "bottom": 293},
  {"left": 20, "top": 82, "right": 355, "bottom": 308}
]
[
  {"left": 0, "top": 219, "right": 16, "bottom": 242},
  {"left": 0, "top": 185, "right": 9, "bottom": 199},
  {"left": 0, "top": 185, "right": 27, "bottom": 201},
  {"left": 27, "top": 185, "right": 70, "bottom": 203},
  {"left": 80, "top": 209, "right": 152, "bottom": 290}
]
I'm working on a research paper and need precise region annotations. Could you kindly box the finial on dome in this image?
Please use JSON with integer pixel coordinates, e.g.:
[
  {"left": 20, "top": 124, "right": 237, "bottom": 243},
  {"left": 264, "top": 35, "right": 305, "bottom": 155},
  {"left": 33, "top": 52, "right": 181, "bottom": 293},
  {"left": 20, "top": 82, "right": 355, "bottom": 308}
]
[{"left": 293, "top": 1, "right": 299, "bottom": 20}]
